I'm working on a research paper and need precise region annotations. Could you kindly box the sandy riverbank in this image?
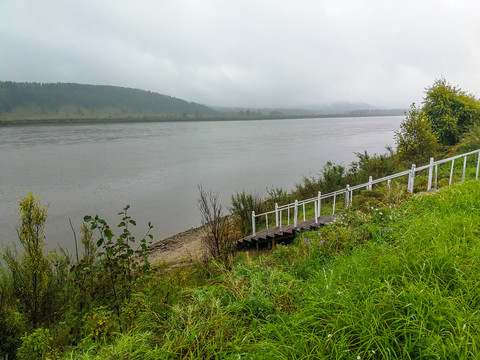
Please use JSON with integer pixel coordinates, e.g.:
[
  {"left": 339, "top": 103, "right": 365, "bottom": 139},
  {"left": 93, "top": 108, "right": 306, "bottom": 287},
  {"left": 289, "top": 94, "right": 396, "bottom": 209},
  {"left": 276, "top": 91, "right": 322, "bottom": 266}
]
[{"left": 145, "top": 226, "right": 205, "bottom": 265}]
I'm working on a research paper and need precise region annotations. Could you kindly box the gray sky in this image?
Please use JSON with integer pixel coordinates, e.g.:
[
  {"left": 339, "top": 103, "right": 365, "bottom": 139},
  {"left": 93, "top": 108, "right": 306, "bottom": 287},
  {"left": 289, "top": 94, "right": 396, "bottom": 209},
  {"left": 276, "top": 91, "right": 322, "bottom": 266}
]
[{"left": 1, "top": 0, "right": 479, "bottom": 108}]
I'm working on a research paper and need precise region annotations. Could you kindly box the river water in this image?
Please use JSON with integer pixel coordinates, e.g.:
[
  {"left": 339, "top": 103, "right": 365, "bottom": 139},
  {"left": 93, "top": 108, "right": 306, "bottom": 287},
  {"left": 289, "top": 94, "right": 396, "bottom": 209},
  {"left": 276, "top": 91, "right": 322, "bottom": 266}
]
[{"left": 0, "top": 116, "right": 403, "bottom": 251}]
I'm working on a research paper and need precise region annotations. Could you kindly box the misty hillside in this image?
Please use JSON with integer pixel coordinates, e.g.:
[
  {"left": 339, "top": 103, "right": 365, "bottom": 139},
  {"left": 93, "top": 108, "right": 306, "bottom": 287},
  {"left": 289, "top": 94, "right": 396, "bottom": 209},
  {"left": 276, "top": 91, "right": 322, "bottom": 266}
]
[{"left": 0, "top": 82, "right": 217, "bottom": 120}]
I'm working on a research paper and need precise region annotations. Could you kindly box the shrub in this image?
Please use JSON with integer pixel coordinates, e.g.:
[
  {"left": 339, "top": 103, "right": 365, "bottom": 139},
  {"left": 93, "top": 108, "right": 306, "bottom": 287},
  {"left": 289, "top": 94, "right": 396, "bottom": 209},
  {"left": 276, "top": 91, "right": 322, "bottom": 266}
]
[
  {"left": 198, "top": 186, "right": 236, "bottom": 268},
  {"left": 16, "top": 328, "right": 52, "bottom": 360},
  {"left": 230, "top": 191, "right": 264, "bottom": 237},
  {"left": 395, "top": 104, "right": 439, "bottom": 165}
]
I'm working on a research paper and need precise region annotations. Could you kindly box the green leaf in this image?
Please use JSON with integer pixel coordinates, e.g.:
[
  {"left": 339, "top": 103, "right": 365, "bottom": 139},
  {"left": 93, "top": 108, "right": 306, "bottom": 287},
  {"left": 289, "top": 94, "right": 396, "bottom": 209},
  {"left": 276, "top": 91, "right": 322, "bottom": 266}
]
[
  {"left": 104, "top": 228, "right": 114, "bottom": 240},
  {"left": 129, "top": 219, "right": 137, "bottom": 226},
  {"left": 83, "top": 215, "right": 93, "bottom": 222},
  {"left": 118, "top": 221, "right": 126, "bottom": 227},
  {"left": 96, "top": 238, "right": 104, "bottom": 247}
]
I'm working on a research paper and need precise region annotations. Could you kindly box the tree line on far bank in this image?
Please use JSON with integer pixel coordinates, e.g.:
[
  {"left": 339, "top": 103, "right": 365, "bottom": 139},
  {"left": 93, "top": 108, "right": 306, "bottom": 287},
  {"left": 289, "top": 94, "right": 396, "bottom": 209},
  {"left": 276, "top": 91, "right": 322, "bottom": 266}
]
[{"left": 0, "top": 82, "right": 217, "bottom": 119}]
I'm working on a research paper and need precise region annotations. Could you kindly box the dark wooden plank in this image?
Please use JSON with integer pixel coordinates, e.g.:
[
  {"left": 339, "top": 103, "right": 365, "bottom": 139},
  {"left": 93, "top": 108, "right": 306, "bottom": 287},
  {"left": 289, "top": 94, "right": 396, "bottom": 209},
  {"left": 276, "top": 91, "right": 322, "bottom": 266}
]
[{"left": 237, "top": 213, "right": 335, "bottom": 249}]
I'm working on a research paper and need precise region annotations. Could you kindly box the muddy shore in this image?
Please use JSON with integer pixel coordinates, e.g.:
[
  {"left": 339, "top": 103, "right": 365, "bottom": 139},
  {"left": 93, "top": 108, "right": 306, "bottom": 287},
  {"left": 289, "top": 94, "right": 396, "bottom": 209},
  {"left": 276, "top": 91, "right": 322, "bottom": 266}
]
[{"left": 145, "top": 226, "right": 205, "bottom": 265}]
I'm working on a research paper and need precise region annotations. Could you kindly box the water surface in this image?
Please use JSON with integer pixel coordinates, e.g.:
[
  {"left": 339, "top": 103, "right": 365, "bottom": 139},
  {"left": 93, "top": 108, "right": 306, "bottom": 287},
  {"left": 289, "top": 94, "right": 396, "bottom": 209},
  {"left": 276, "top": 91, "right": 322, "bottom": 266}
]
[{"left": 0, "top": 116, "right": 403, "bottom": 251}]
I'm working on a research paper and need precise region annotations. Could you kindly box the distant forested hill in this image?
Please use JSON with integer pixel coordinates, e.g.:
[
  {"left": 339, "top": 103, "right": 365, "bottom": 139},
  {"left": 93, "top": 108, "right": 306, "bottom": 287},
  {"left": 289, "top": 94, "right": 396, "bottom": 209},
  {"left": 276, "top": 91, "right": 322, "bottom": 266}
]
[{"left": 0, "top": 82, "right": 217, "bottom": 121}]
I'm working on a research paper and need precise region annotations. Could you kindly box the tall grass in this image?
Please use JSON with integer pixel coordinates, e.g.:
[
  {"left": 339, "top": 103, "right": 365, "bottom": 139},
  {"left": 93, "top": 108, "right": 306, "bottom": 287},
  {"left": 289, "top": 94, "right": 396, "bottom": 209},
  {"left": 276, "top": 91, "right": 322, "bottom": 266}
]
[{"left": 60, "top": 179, "right": 480, "bottom": 359}]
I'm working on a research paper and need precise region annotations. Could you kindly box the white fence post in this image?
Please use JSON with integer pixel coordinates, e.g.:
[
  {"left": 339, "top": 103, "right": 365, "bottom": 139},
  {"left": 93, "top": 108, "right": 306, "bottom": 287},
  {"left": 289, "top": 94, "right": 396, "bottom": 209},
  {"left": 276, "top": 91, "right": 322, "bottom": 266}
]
[
  {"left": 302, "top": 202, "right": 306, "bottom": 222},
  {"left": 408, "top": 164, "right": 416, "bottom": 192},
  {"left": 317, "top": 191, "right": 321, "bottom": 218},
  {"left": 345, "top": 185, "right": 350, "bottom": 207},
  {"left": 332, "top": 193, "right": 336, "bottom": 215},
  {"left": 434, "top": 164, "right": 438, "bottom": 189},
  {"left": 462, "top": 156, "right": 467, "bottom": 182},
  {"left": 427, "top": 157, "right": 434, "bottom": 191},
  {"left": 449, "top": 159, "right": 455, "bottom": 185},
  {"left": 294, "top": 200, "right": 298, "bottom": 228},
  {"left": 314, "top": 199, "right": 318, "bottom": 224},
  {"left": 367, "top": 176, "right": 373, "bottom": 190},
  {"left": 477, "top": 152, "right": 480, "bottom": 179},
  {"left": 252, "top": 211, "right": 256, "bottom": 236},
  {"left": 275, "top": 203, "right": 279, "bottom": 227},
  {"left": 387, "top": 179, "right": 391, "bottom": 188}
]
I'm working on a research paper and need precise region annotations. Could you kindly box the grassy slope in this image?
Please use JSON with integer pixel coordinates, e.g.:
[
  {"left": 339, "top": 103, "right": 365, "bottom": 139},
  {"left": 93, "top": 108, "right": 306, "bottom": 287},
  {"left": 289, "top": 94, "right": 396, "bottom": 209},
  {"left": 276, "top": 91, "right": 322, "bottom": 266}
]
[{"left": 63, "top": 179, "right": 480, "bottom": 359}]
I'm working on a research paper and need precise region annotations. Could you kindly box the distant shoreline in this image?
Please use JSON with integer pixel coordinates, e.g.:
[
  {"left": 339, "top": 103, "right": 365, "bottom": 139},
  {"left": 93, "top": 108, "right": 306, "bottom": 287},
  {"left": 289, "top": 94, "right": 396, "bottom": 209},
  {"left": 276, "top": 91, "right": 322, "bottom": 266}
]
[{"left": 0, "top": 112, "right": 405, "bottom": 126}]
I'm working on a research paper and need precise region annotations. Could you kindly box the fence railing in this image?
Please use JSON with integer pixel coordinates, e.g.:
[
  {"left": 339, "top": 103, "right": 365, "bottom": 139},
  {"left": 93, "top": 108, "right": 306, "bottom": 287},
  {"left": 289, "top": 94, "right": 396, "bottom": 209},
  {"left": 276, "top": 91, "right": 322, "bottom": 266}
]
[{"left": 250, "top": 149, "right": 480, "bottom": 236}]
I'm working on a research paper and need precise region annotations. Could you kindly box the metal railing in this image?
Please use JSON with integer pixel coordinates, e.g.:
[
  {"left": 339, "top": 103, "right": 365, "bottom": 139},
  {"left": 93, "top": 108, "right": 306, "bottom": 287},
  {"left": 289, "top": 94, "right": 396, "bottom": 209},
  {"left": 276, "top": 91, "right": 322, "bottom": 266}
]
[{"left": 250, "top": 149, "right": 480, "bottom": 236}]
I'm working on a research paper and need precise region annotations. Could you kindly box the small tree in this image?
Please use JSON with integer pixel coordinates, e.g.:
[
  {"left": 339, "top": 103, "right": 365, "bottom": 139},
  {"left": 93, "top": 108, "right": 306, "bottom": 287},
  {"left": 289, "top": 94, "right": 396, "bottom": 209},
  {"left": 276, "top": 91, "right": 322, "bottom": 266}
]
[
  {"left": 198, "top": 186, "right": 235, "bottom": 268},
  {"left": 2, "top": 193, "right": 51, "bottom": 329},
  {"left": 395, "top": 104, "right": 439, "bottom": 165},
  {"left": 82, "top": 205, "right": 153, "bottom": 317}
]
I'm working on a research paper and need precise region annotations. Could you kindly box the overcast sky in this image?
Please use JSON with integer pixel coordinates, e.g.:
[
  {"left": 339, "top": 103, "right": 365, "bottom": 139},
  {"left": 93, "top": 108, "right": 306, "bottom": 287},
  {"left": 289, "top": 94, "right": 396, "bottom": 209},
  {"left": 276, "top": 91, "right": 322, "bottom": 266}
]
[{"left": 1, "top": 0, "right": 479, "bottom": 108}]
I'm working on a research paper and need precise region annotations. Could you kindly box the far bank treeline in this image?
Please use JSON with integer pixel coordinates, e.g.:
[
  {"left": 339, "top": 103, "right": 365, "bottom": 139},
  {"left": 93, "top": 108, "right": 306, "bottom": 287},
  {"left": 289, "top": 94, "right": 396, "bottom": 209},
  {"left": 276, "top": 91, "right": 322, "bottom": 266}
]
[
  {"left": 0, "top": 82, "right": 217, "bottom": 120},
  {"left": 0, "top": 81, "right": 405, "bottom": 123}
]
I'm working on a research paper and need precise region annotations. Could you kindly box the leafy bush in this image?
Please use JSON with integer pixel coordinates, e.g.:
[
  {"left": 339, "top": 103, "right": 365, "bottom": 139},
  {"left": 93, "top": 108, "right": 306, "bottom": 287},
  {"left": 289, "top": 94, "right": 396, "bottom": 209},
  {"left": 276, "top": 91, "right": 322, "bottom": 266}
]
[
  {"left": 230, "top": 191, "right": 264, "bottom": 236},
  {"left": 456, "top": 121, "right": 480, "bottom": 154},
  {"left": 395, "top": 103, "right": 440, "bottom": 165},
  {"left": 16, "top": 328, "right": 52, "bottom": 360},
  {"left": 423, "top": 78, "right": 480, "bottom": 145}
]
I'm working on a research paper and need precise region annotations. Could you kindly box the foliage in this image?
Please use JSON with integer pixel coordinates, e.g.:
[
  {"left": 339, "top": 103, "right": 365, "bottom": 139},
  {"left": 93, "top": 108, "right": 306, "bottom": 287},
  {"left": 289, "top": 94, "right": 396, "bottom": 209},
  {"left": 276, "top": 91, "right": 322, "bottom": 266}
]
[
  {"left": 0, "top": 267, "right": 25, "bottom": 358},
  {"left": 294, "top": 161, "right": 347, "bottom": 200},
  {"left": 78, "top": 206, "right": 153, "bottom": 319},
  {"left": 456, "top": 121, "right": 480, "bottom": 154},
  {"left": 230, "top": 191, "right": 264, "bottom": 236},
  {"left": 0, "top": 81, "right": 217, "bottom": 120},
  {"left": 16, "top": 328, "right": 53, "bottom": 360},
  {"left": 82, "top": 307, "right": 119, "bottom": 343},
  {"left": 423, "top": 78, "right": 480, "bottom": 145},
  {"left": 348, "top": 147, "right": 399, "bottom": 183},
  {"left": 198, "top": 186, "right": 236, "bottom": 268},
  {"left": 265, "top": 186, "right": 290, "bottom": 207},
  {"left": 1, "top": 194, "right": 52, "bottom": 330},
  {"left": 395, "top": 103, "right": 440, "bottom": 165}
]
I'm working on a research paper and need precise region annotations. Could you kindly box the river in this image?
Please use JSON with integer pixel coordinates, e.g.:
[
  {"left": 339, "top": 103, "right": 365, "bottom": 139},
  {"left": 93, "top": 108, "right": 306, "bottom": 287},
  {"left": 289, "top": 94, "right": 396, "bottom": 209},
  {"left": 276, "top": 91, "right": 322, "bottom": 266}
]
[{"left": 0, "top": 116, "right": 403, "bottom": 251}]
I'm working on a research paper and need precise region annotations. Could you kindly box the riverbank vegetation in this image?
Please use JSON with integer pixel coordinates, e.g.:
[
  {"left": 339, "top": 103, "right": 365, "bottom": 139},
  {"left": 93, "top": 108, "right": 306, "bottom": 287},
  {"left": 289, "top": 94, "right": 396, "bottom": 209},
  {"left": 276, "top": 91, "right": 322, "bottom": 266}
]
[{"left": 1, "top": 79, "right": 480, "bottom": 359}]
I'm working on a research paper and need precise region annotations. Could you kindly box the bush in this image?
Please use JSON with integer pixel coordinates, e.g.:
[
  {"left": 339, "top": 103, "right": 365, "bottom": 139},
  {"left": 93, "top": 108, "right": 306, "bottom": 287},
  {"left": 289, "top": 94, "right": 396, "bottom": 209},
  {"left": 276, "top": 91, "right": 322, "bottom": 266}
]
[
  {"left": 395, "top": 104, "right": 440, "bottom": 165},
  {"left": 456, "top": 121, "right": 480, "bottom": 154},
  {"left": 16, "top": 328, "right": 52, "bottom": 360},
  {"left": 423, "top": 78, "right": 480, "bottom": 145},
  {"left": 198, "top": 187, "right": 236, "bottom": 268},
  {"left": 230, "top": 191, "right": 264, "bottom": 237}
]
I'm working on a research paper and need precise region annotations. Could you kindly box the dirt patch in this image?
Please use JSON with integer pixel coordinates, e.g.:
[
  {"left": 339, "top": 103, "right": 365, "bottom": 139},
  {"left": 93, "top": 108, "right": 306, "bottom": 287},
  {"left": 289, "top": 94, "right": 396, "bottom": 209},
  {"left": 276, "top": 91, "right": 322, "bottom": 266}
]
[{"left": 145, "top": 227, "right": 205, "bottom": 265}]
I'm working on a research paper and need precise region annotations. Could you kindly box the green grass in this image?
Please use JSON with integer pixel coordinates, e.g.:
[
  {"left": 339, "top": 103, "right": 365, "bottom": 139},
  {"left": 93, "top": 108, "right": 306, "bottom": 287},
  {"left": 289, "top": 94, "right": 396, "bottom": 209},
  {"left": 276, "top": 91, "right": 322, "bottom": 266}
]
[{"left": 59, "top": 179, "right": 480, "bottom": 359}]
